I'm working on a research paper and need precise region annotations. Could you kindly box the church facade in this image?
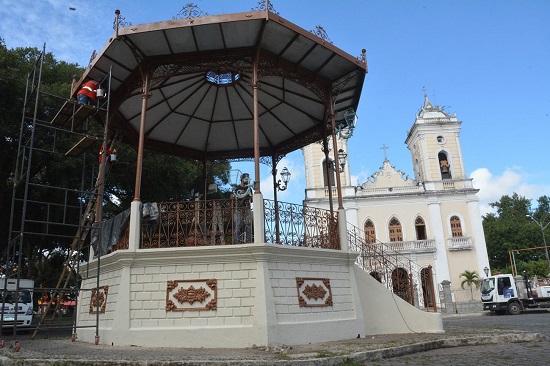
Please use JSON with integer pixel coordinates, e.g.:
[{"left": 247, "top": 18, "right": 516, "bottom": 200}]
[{"left": 302, "top": 95, "right": 490, "bottom": 308}]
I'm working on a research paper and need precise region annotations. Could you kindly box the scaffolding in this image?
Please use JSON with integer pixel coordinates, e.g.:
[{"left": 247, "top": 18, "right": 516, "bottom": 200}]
[{"left": 3, "top": 44, "right": 113, "bottom": 343}]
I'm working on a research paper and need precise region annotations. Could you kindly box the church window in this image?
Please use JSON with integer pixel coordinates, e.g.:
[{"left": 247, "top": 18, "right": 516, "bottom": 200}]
[
  {"left": 322, "top": 159, "right": 335, "bottom": 187},
  {"left": 450, "top": 216, "right": 463, "bottom": 237},
  {"left": 364, "top": 220, "right": 376, "bottom": 243},
  {"left": 437, "top": 135, "right": 446, "bottom": 144},
  {"left": 388, "top": 217, "right": 403, "bottom": 242},
  {"left": 415, "top": 216, "right": 427, "bottom": 240},
  {"left": 438, "top": 152, "right": 452, "bottom": 179}
]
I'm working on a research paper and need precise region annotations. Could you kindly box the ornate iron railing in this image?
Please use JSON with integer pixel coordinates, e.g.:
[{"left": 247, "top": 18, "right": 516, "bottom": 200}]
[
  {"left": 140, "top": 199, "right": 249, "bottom": 248},
  {"left": 264, "top": 199, "right": 339, "bottom": 249},
  {"left": 347, "top": 224, "right": 438, "bottom": 311},
  {"left": 113, "top": 198, "right": 339, "bottom": 250}
]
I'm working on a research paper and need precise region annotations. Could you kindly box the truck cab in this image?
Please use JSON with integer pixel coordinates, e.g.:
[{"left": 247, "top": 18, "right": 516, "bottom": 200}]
[
  {"left": 481, "top": 273, "right": 550, "bottom": 315},
  {"left": 0, "top": 278, "right": 34, "bottom": 328},
  {"left": 481, "top": 274, "right": 523, "bottom": 315}
]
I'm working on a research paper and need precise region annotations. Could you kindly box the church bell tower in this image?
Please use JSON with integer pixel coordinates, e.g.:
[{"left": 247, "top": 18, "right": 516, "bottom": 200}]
[{"left": 405, "top": 94, "right": 466, "bottom": 184}]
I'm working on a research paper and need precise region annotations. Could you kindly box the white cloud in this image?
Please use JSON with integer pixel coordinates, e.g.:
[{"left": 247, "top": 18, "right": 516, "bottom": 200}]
[
  {"left": 0, "top": 0, "right": 113, "bottom": 66},
  {"left": 471, "top": 167, "right": 550, "bottom": 216}
]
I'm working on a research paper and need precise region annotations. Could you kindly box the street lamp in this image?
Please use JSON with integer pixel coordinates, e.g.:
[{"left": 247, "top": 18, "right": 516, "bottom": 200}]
[
  {"left": 275, "top": 167, "right": 291, "bottom": 191},
  {"left": 336, "top": 108, "right": 357, "bottom": 139},
  {"left": 526, "top": 214, "right": 550, "bottom": 267},
  {"left": 328, "top": 149, "right": 347, "bottom": 173},
  {"left": 483, "top": 266, "right": 489, "bottom": 277},
  {"left": 337, "top": 149, "right": 347, "bottom": 173}
]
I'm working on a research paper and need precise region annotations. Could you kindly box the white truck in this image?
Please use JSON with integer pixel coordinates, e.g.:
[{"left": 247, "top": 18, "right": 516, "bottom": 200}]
[
  {"left": 0, "top": 278, "right": 34, "bottom": 328},
  {"left": 481, "top": 273, "right": 550, "bottom": 315}
]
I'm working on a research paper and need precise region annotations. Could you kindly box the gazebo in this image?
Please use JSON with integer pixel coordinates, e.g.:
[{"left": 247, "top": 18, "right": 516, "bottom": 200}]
[{"left": 74, "top": 3, "right": 443, "bottom": 348}]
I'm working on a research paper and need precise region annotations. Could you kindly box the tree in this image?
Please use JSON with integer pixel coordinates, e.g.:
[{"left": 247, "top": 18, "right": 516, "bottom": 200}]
[
  {"left": 0, "top": 39, "right": 231, "bottom": 283},
  {"left": 483, "top": 193, "right": 550, "bottom": 276},
  {"left": 0, "top": 39, "right": 84, "bottom": 278},
  {"left": 459, "top": 270, "right": 480, "bottom": 300},
  {"left": 483, "top": 193, "right": 540, "bottom": 270}
]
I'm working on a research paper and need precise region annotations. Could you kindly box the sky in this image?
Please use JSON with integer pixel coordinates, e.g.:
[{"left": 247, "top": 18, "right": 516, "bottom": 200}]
[{"left": 1, "top": 0, "right": 549, "bottom": 215}]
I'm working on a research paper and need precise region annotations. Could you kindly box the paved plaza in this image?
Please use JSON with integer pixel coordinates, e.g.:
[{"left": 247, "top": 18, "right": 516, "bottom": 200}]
[{"left": 0, "top": 310, "right": 548, "bottom": 365}]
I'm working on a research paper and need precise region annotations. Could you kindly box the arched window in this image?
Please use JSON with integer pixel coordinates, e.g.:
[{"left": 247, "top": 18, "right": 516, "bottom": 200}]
[
  {"left": 364, "top": 220, "right": 376, "bottom": 243},
  {"left": 450, "top": 215, "right": 463, "bottom": 237},
  {"left": 322, "top": 159, "right": 335, "bottom": 187},
  {"left": 438, "top": 152, "right": 452, "bottom": 179},
  {"left": 388, "top": 217, "right": 403, "bottom": 242},
  {"left": 415, "top": 216, "right": 427, "bottom": 240}
]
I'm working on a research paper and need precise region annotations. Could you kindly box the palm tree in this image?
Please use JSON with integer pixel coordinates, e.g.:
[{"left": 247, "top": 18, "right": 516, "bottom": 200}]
[{"left": 459, "top": 270, "right": 480, "bottom": 300}]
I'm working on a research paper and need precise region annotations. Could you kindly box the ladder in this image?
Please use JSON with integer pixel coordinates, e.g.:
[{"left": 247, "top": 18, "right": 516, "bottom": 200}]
[{"left": 31, "top": 139, "right": 117, "bottom": 338}]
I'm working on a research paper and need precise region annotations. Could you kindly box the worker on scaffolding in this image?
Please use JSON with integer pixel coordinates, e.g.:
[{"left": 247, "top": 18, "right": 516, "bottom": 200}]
[
  {"left": 77, "top": 79, "right": 100, "bottom": 105},
  {"left": 98, "top": 140, "right": 116, "bottom": 177}
]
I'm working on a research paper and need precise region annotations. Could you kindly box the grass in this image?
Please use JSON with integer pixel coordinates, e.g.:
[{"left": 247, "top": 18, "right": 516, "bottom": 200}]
[{"left": 336, "top": 358, "right": 362, "bottom": 366}]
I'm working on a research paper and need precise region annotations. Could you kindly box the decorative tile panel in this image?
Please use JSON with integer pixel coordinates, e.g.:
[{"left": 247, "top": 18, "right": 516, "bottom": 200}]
[
  {"left": 166, "top": 279, "right": 217, "bottom": 311},
  {"left": 296, "top": 277, "right": 333, "bottom": 307},
  {"left": 89, "top": 285, "right": 109, "bottom": 314}
]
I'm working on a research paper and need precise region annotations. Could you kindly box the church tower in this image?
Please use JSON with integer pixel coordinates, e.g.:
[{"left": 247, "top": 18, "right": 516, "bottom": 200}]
[
  {"left": 303, "top": 138, "right": 352, "bottom": 200},
  {"left": 303, "top": 93, "right": 491, "bottom": 311},
  {"left": 405, "top": 93, "right": 466, "bottom": 184}
]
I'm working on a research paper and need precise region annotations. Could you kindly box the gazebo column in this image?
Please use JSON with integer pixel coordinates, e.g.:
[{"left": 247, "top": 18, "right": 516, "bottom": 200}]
[
  {"left": 129, "top": 68, "right": 151, "bottom": 251},
  {"left": 252, "top": 53, "right": 265, "bottom": 244},
  {"left": 329, "top": 96, "right": 347, "bottom": 250},
  {"left": 321, "top": 128, "right": 334, "bottom": 215}
]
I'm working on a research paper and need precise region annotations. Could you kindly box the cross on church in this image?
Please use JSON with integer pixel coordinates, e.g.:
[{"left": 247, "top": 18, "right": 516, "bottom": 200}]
[{"left": 380, "top": 144, "right": 389, "bottom": 160}]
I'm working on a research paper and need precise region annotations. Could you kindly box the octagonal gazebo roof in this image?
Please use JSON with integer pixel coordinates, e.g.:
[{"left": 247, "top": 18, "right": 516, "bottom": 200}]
[{"left": 76, "top": 8, "right": 367, "bottom": 160}]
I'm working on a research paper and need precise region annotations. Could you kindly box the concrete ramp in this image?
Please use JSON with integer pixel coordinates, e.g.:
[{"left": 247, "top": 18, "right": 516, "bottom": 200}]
[{"left": 353, "top": 266, "right": 443, "bottom": 335}]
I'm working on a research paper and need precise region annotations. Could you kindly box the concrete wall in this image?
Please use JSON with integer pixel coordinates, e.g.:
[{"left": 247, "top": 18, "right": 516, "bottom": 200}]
[{"left": 77, "top": 244, "right": 443, "bottom": 348}]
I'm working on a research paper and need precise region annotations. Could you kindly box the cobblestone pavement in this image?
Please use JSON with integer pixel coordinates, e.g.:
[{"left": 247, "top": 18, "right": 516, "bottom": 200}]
[
  {"left": 0, "top": 310, "right": 547, "bottom": 365},
  {"left": 371, "top": 310, "right": 550, "bottom": 366},
  {"left": 369, "top": 342, "right": 550, "bottom": 366}
]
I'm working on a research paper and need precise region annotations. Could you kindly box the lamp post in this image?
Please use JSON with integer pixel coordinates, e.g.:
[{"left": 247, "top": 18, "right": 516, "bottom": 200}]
[
  {"left": 527, "top": 214, "right": 550, "bottom": 267},
  {"left": 337, "top": 108, "right": 357, "bottom": 139},
  {"left": 483, "top": 266, "right": 490, "bottom": 278},
  {"left": 328, "top": 149, "right": 348, "bottom": 173},
  {"left": 272, "top": 164, "right": 291, "bottom": 244},
  {"left": 275, "top": 167, "right": 291, "bottom": 191},
  {"left": 337, "top": 149, "right": 347, "bottom": 173}
]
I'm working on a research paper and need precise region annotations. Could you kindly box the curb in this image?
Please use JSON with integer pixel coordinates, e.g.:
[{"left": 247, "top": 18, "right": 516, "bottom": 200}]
[{"left": 0, "top": 332, "right": 546, "bottom": 366}]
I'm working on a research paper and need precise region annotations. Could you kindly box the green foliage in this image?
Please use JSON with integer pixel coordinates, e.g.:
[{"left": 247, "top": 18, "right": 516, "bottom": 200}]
[
  {"left": 337, "top": 359, "right": 361, "bottom": 366},
  {"left": 0, "top": 39, "right": 232, "bottom": 283},
  {"left": 483, "top": 193, "right": 550, "bottom": 270},
  {"left": 495, "top": 260, "right": 550, "bottom": 278},
  {"left": 459, "top": 269, "right": 480, "bottom": 300}
]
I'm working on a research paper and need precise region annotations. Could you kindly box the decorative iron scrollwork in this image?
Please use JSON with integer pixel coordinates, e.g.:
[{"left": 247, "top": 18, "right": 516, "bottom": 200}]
[
  {"left": 88, "top": 50, "right": 97, "bottom": 67},
  {"left": 252, "top": 0, "right": 279, "bottom": 14},
  {"left": 310, "top": 25, "right": 332, "bottom": 44},
  {"left": 173, "top": 3, "right": 209, "bottom": 19},
  {"left": 113, "top": 10, "right": 132, "bottom": 30}
]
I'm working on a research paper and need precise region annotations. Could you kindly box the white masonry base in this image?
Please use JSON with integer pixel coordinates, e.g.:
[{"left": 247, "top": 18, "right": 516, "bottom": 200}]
[{"left": 76, "top": 243, "right": 443, "bottom": 348}]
